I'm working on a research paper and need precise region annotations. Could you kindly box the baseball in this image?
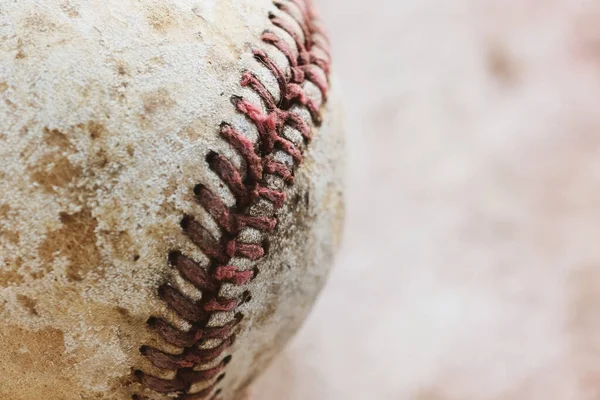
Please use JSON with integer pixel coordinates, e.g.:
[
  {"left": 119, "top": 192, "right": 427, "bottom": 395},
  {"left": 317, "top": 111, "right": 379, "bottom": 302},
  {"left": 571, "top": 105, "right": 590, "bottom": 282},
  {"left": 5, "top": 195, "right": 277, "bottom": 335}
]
[{"left": 0, "top": 1, "right": 344, "bottom": 399}]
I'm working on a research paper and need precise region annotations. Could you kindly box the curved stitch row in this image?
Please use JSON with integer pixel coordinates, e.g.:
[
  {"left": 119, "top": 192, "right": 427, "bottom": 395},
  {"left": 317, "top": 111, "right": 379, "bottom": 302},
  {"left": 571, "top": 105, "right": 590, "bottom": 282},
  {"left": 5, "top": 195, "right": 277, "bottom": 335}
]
[{"left": 134, "top": 1, "right": 331, "bottom": 398}]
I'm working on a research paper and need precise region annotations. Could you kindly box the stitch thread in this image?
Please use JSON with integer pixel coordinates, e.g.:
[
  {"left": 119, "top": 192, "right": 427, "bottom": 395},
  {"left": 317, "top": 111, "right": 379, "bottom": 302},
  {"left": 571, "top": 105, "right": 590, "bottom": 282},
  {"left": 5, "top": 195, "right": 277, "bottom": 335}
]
[{"left": 134, "top": 1, "right": 330, "bottom": 398}]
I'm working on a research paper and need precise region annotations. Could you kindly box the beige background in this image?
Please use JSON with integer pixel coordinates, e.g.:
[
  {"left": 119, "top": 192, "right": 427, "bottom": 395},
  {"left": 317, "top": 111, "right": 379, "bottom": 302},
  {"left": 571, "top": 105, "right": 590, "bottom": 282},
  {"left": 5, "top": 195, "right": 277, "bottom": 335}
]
[{"left": 251, "top": 1, "right": 600, "bottom": 399}]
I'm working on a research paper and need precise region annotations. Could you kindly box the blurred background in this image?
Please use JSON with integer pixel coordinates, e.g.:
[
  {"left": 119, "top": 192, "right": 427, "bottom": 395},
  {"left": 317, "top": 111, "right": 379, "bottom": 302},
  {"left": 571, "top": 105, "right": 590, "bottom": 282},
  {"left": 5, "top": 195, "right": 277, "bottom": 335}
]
[{"left": 252, "top": 1, "right": 600, "bottom": 399}]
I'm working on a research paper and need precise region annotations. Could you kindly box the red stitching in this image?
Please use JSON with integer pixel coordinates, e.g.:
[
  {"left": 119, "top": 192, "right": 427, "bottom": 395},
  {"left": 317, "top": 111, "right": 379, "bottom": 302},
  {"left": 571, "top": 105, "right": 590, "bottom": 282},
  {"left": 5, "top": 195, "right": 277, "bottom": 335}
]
[{"left": 134, "top": 0, "right": 330, "bottom": 398}]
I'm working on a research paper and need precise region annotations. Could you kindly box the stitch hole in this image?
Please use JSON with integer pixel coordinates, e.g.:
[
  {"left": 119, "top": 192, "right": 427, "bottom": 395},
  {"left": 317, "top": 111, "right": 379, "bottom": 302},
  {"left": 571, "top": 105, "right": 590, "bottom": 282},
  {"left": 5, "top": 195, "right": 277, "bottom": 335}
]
[
  {"left": 133, "top": 370, "right": 144, "bottom": 381},
  {"left": 292, "top": 193, "right": 302, "bottom": 207},
  {"left": 222, "top": 355, "right": 233, "bottom": 365},
  {"left": 243, "top": 173, "right": 253, "bottom": 186},
  {"left": 180, "top": 215, "right": 192, "bottom": 230},
  {"left": 205, "top": 150, "right": 218, "bottom": 165},
  {"left": 168, "top": 250, "right": 181, "bottom": 265},
  {"left": 252, "top": 266, "right": 260, "bottom": 280},
  {"left": 241, "top": 290, "right": 252, "bottom": 304},
  {"left": 215, "top": 389, "right": 223, "bottom": 395},
  {"left": 262, "top": 238, "right": 271, "bottom": 254},
  {"left": 230, "top": 95, "right": 243, "bottom": 108},
  {"left": 216, "top": 373, "right": 226, "bottom": 383},
  {"left": 157, "top": 284, "right": 167, "bottom": 299},
  {"left": 193, "top": 183, "right": 205, "bottom": 196}
]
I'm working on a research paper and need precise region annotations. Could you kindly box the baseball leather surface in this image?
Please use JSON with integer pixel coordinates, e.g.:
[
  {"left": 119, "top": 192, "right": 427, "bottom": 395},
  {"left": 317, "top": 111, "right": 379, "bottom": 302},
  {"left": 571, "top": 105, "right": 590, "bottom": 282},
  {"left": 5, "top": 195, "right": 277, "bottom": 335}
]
[{"left": 0, "top": 1, "right": 344, "bottom": 399}]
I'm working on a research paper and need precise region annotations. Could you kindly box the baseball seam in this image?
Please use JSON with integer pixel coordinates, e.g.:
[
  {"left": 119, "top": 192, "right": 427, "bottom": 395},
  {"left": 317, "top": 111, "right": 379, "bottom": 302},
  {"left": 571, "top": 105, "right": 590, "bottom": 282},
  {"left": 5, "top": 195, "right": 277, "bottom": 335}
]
[{"left": 133, "top": 1, "right": 331, "bottom": 399}]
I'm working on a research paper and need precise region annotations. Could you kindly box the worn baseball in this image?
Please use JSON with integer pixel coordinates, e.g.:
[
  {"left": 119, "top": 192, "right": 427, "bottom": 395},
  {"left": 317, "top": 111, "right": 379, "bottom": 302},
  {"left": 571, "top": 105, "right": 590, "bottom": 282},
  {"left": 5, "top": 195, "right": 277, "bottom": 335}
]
[{"left": 0, "top": 0, "right": 344, "bottom": 399}]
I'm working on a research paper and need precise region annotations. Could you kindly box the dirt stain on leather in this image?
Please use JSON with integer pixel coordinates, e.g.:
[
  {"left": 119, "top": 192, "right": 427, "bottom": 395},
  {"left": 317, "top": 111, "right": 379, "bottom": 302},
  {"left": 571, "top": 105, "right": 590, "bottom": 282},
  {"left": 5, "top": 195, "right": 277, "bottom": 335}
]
[
  {"left": 146, "top": 3, "right": 176, "bottom": 33},
  {"left": 31, "top": 153, "right": 82, "bottom": 193},
  {"left": 38, "top": 207, "right": 102, "bottom": 282},
  {"left": 0, "top": 326, "right": 75, "bottom": 399}
]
